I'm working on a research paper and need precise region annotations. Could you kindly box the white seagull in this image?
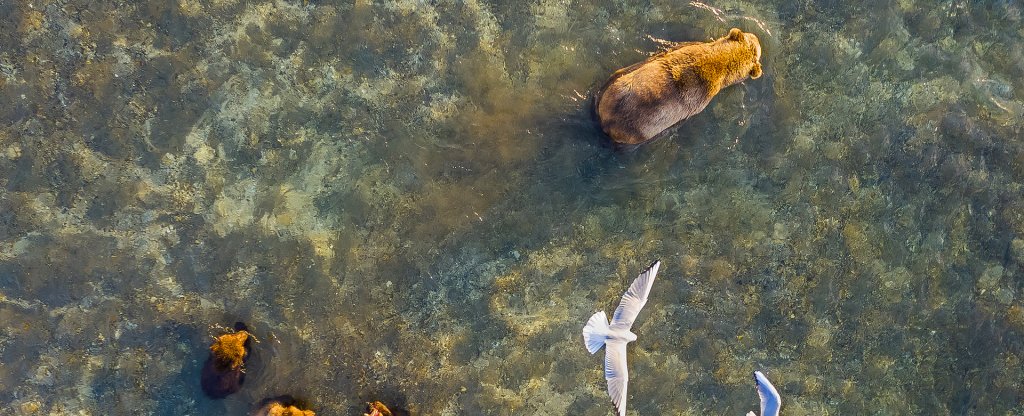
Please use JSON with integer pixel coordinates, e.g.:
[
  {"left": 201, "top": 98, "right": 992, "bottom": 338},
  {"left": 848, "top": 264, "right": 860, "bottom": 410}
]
[
  {"left": 582, "top": 260, "right": 660, "bottom": 416},
  {"left": 746, "top": 371, "right": 782, "bottom": 416}
]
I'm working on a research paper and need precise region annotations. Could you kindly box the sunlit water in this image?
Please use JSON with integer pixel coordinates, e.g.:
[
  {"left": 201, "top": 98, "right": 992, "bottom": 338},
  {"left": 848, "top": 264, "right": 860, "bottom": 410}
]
[{"left": 1, "top": 1, "right": 1023, "bottom": 414}]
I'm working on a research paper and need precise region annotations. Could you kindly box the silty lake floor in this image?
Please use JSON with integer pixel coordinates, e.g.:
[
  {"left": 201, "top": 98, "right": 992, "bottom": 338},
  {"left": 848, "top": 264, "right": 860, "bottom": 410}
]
[{"left": 1, "top": 0, "right": 1023, "bottom": 414}]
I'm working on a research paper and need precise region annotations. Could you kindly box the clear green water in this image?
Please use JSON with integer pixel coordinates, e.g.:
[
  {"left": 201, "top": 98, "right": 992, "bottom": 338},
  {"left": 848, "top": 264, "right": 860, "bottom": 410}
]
[{"left": 1, "top": 1, "right": 1023, "bottom": 415}]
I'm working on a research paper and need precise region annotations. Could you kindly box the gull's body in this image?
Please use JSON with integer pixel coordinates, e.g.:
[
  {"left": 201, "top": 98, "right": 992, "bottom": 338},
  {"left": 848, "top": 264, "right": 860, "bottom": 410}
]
[
  {"left": 746, "top": 371, "right": 782, "bottom": 416},
  {"left": 582, "top": 261, "right": 661, "bottom": 416}
]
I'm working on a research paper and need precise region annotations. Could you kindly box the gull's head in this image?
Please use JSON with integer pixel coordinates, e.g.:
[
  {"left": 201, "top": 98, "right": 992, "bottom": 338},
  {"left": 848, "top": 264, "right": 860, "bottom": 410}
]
[{"left": 625, "top": 331, "right": 638, "bottom": 342}]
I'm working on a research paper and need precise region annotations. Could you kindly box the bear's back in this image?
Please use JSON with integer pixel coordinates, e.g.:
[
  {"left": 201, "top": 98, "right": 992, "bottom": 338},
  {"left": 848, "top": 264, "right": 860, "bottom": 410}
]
[
  {"left": 596, "top": 44, "right": 717, "bottom": 145},
  {"left": 595, "top": 29, "right": 762, "bottom": 146}
]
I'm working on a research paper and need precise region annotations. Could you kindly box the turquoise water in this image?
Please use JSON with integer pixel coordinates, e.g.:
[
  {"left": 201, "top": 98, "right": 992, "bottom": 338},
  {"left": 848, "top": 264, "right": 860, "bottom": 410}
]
[{"left": 1, "top": 0, "right": 1023, "bottom": 414}]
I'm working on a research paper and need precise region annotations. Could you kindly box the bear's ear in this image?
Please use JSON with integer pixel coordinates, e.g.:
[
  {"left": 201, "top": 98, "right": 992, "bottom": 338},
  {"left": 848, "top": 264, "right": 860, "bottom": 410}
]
[
  {"left": 750, "top": 63, "right": 762, "bottom": 79},
  {"left": 729, "top": 28, "right": 743, "bottom": 41}
]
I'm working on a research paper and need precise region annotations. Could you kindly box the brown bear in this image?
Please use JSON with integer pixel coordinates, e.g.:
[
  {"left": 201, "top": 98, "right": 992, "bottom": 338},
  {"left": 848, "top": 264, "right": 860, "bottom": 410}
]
[
  {"left": 252, "top": 396, "right": 316, "bottom": 416},
  {"left": 364, "top": 401, "right": 393, "bottom": 416},
  {"left": 595, "top": 28, "right": 763, "bottom": 146},
  {"left": 364, "top": 400, "right": 410, "bottom": 416},
  {"left": 201, "top": 322, "right": 253, "bottom": 399}
]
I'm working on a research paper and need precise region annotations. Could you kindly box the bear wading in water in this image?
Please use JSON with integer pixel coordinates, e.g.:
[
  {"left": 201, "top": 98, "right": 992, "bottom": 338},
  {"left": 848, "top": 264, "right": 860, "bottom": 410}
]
[
  {"left": 201, "top": 322, "right": 253, "bottom": 399},
  {"left": 596, "top": 28, "right": 763, "bottom": 146},
  {"left": 252, "top": 396, "right": 316, "bottom": 416}
]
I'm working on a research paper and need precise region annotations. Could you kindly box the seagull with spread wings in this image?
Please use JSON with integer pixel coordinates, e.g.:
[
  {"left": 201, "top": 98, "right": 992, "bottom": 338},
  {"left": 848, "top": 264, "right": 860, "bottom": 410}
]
[
  {"left": 582, "top": 260, "right": 661, "bottom": 416},
  {"left": 746, "top": 370, "right": 782, "bottom": 416}
]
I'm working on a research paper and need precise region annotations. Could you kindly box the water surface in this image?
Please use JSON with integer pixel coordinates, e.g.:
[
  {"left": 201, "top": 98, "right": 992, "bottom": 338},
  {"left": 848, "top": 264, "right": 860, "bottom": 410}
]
[{"left": 1, "top": 0, "right": 1023, "bottom": 414}]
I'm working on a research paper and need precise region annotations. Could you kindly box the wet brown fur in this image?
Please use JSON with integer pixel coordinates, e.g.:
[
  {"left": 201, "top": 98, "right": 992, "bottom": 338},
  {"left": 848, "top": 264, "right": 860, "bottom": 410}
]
[
  {"left": 257, "top": 403, "right": 316, "bottom": 416},
  {"left": 253, "top": 396, "right": 316, "bottom": 416},
  {"left": 365, "top": 401, "right": 393, "bottom": 416},
  {"left": 596, "top": 28, "right": 763, "bottom": 146},
  {"left": 201, "top": 324, "right": 252, "bottom": 399}
]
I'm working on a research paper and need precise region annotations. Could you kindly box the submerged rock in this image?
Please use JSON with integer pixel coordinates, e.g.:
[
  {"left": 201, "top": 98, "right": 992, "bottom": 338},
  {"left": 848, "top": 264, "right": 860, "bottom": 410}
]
[{"left": 201, "top": 322, "right": 252, "bottom": 399}]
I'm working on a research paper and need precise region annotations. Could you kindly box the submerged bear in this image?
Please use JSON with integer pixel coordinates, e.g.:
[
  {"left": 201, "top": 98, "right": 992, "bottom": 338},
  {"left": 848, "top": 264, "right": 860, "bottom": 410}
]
[
  {"left": 201, "top": 322, "right": 253, "bottom": 399},
  {"left": 595, "top": 28, "right": 763, "bottom": 146}
]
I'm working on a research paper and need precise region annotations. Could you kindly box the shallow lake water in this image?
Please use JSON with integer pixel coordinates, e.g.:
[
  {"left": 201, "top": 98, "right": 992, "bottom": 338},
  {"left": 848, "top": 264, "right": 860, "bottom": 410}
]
[{"left": 1, "top": 0, "right": 1023, "bottom": 414}]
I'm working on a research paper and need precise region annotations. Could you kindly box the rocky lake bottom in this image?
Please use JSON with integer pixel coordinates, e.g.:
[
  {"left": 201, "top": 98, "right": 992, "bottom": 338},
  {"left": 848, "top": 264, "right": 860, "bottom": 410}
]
[{"left": 1, "top": 0, "right": 1023, "bottom": 414}]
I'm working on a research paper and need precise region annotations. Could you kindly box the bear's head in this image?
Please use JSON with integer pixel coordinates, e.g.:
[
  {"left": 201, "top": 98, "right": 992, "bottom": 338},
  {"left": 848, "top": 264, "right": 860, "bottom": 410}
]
[{"left": 727, "top": 28, "right": 762, "bottom": 80}]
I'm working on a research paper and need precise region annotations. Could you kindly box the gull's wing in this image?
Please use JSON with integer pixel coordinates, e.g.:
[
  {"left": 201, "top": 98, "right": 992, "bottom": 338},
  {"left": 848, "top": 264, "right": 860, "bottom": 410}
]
[
  {"left": 610, "top": 260, "right": 660, "bottom": 330},
  {"left": 604, "top": 340, "right": 629, "bottom": 416},
  {"left": 754, "top": 371, "right": 781, "bottom": 416}
]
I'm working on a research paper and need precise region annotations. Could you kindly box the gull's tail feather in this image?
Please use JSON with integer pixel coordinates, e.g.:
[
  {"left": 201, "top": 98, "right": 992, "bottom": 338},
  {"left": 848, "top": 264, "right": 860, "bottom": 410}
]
[{"left": 582, "top": 311, "right": 610, "bottom": 354}]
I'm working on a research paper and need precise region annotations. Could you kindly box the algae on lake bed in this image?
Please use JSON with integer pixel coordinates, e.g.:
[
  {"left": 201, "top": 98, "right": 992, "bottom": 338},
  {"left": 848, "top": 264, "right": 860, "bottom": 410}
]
[{"left": 1, "top": 0, "right": 1024, "bottom": 414}]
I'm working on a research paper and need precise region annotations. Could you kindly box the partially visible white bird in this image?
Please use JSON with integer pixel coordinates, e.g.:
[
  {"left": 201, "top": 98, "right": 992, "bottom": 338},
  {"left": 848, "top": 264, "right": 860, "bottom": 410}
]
[
  {"left": 746, "top": 371, "right": 782, "bottom": 416},
  {"left": 582, "top": 260, "right": 661, "bottom": 416}
]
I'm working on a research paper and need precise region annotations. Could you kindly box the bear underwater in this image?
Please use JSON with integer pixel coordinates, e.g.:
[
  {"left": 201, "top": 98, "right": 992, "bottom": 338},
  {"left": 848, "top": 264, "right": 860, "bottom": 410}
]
[{"left": 595, "top": 27, "right": 763, "bottom": 146}]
